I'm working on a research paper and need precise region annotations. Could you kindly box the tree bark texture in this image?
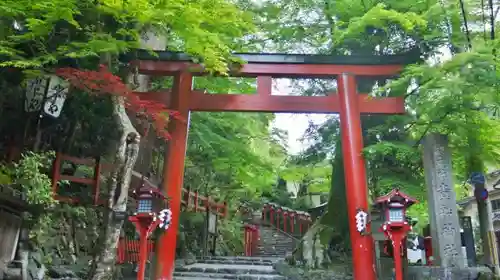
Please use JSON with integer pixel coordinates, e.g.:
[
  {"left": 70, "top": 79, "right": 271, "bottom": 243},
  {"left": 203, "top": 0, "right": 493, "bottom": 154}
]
[
  {"left": 90, "top": 97, "right": 140, "bottom": 280},
  {"left": 90, "top": 29, "right": 165, "bottom": 279}
]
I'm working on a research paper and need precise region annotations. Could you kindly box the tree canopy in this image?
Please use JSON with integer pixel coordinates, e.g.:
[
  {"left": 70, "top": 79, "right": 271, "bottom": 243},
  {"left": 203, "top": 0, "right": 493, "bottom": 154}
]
[{"left": 0, "top": 0, "right": 499, "bottom": 276}]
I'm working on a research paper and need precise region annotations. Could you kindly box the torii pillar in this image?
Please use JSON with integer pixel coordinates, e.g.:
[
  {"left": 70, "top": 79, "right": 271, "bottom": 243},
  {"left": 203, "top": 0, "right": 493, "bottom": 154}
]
[
  {"left": 338, "top": 73, "right": 377, "bottom": 278},
  {"left": 155, "top": 72, "right": 192, "bottom": 279},
  {"left": 131, "top": 51, "right": 411, "bottom": 280}
]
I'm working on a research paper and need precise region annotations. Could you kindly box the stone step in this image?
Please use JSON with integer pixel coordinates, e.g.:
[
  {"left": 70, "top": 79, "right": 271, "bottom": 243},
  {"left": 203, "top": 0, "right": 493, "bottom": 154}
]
[
  {"left": 196, "top": 259, "right": 274, "bottom": 266},
  {"left": 255, "top": 254, "right": 286, "bottom": 257},
  {"left": 176, "top": 263, "right": 279, "bottom": 275},
  {"left": 256, "top": 251, "right": 289, "bottom": 255},
  {"left": 173, "top": 272, "right": 285, "bottom": 280},
  {"left": 201, "top": 256, "right": 282, "bottom": 263},
  {"left": 174, "top": 277, "right": 229, "bottom": 280},
  {"left": 258, "top": 249, "right": 291, "bottom": 252}
]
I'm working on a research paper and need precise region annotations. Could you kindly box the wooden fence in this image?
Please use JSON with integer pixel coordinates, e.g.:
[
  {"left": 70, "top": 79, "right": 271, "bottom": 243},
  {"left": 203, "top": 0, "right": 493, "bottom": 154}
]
[
  {"left": 116, "top": 238, "right": 155, "bottom": 264},
  {"left": 51, "top": 153, "right": 228, "bottom": 217}
]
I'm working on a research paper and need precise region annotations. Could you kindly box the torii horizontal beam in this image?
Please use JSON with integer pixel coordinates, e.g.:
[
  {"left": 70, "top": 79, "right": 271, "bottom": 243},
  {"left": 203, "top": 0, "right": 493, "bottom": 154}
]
[
  {"left": 135, "top": 75, "right": 405, "bottom": 114},
  {"left": 137, "top": 89, "right": 405, "bottom": 114}
]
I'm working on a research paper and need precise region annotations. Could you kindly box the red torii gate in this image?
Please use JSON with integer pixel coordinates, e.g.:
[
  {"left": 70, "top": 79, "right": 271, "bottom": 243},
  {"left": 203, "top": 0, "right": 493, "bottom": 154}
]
[{"left": 127, "top": 50, "right": 418, "bottom": 280}]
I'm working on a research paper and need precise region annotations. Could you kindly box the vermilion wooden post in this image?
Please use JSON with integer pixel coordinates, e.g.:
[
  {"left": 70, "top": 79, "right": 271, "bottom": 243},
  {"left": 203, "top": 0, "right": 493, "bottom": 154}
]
[
  {"left": 93, "top": 156, "right": 101, "bottom": 206},
  {"left": 223, "top": 201, "right": 228, "bottom": 218},
  {"left": 270, "top": 207, "right": 274, "bottom": 226},
  {"left": 298, "top": 215, "right": 303, "bottom": 235},
  {"left": 276, "top": 208, "right": 281, "bottom": 231},
  {"left": 283, "top": 211, "right": 288, "bottom": 233},
  {"left": 244, "top": 227, "right": 249, "bottom": 256},
  {"left": 156, "top": 72, "right": 193, "bottom": 280},
  {"left": 338, "top": 73, "right": 376, "bottom": 280},
  {"left": 194, "top": 191, "right": 198, "bottom": 212},
  {"left": 137, "top": 227, "right": 149, "bottom": 280},
  {"left": 51, "top": 152, "right": 62, "bottom": 198}
]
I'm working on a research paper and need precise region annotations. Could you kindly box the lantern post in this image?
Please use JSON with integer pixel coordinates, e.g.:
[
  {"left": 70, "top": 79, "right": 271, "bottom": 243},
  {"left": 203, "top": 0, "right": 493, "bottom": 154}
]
[
  {"left": 375, "top": 189, "right": 417, "bottom": 280},
  {"left": 130, "top": 178, "right": 172, "bottom": 280}
]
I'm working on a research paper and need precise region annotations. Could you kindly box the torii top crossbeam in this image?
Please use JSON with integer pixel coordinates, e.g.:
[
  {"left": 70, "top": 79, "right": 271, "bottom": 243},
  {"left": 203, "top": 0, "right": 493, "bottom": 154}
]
[
  {"left": 126, "top": 49, "right": 419, "bottom": 114},
  {"left": 123, "top": 48, "right": 420, "bottom": 280}
]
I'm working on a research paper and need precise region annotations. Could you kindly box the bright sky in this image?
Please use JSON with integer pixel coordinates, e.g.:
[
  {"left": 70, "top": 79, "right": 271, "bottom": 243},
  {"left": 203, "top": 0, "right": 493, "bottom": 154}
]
[
  {"left": 269, "top": 44, "right": 458, "bottom": 155},
  {"left": 272, "top": 113, "right": 330, "bottom": 155},
  {"left": 269, "top": 78, "right": 331, "bottom": 154}
]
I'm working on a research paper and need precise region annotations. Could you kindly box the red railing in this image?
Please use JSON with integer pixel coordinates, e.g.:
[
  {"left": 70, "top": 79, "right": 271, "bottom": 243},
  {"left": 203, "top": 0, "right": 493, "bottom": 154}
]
[
  {"left": 51, "top": 153, "right": 107, "bottom": 205},
  {"left": 261, "top": 203, "right": 313, "bottom": 237},
  {"left": 243, "top": 224, "right": 259, "bottom": 256},
  {"left": 181, "top": 189, "right": 228, "bottom": 218},
  {"left": 116, "top": 238, "right": 155, "bottom": 264},
  {"left": 51, "top": 153, "right": 228, "bottom": 217}
]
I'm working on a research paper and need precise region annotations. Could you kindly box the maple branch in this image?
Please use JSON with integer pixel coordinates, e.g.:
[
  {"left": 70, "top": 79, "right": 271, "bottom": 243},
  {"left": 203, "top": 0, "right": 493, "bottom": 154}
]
[{"left": 55, "top": 66, "right": 183, "bottom": 140}]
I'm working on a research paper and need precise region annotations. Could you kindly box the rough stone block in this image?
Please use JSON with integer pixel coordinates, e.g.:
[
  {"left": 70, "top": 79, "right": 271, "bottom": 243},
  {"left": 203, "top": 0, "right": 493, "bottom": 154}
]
[
  {"left": 406, "top": 266, "right": 494, "bottom": 280},
  {"left": 422, "top": 133, "right": 464, "bottom": 268}
]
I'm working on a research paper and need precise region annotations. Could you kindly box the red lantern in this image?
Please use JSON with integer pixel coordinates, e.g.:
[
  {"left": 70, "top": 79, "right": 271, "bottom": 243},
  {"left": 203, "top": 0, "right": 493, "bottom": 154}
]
[
  {"left": 129, "top": 178, "right": 168, "bottom": 280},
  {"left": 375, "top": 189, "right": 417, "bottom": 280}
]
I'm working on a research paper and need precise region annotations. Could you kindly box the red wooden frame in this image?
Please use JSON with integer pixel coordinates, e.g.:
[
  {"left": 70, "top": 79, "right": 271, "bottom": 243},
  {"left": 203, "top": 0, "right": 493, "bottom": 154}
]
[
  {"left": 130, "top": 50, "right": 410, "bottom": 280},
  {"left": 116, "top": 238, "right": 155, "bottom": 264},
  {"left": 243, "top": 224, "right": 259, "bottom": 256},
  {"left": 181, "top": 189, "right": 228, "bottom": 217},
  {"left": 51, "top": 153, "right": 106, "bottom": 206},
  {"left": 138, "top": 88, "right": 404, "bottom": 114},
  {"left": 51, "top": 153, "right": 228, "bottom": 218},
  {"left": 261, "top": 203, "right": 312, "bottom": 237}
]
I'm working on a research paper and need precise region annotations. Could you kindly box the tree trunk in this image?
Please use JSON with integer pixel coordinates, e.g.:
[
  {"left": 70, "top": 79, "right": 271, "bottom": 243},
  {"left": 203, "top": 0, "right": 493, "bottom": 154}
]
[
  {"left": 90, "top": 29, "right": 165, "bottom": 279},
  {"left": 90, "top": 96, "right": 140, "bottom": 280}
]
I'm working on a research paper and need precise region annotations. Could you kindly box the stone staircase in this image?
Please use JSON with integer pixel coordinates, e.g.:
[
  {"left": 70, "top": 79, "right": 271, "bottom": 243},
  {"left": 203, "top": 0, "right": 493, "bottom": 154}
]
[
  {"left": 172, "top": 224, "right": 297, "bottom": 279},
  {"left": 255, "top": 225, "right": 296, "bottom": 258},
  {"left": 171, "top": 209, "right": 298, "bottom": 280},
  {"left": 173, "top": 256, "right": 285, "bottom": 280}
]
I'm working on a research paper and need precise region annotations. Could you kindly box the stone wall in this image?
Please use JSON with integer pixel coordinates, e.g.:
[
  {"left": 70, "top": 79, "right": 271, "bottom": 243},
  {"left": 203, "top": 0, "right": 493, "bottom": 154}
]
[{"left": 406, "top": 266, "right": 495, "bottom": 280}]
